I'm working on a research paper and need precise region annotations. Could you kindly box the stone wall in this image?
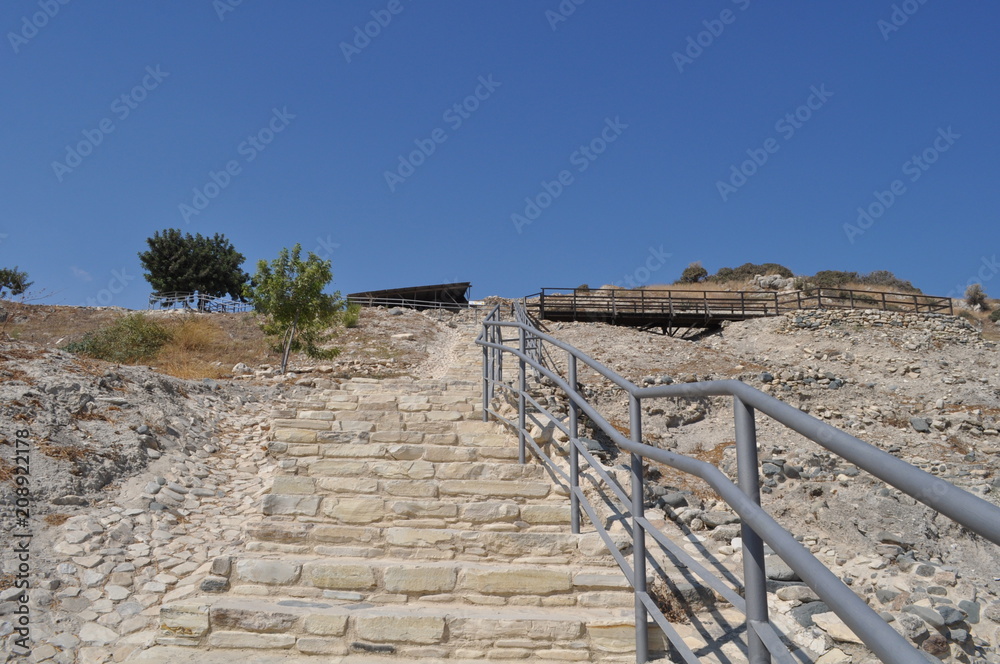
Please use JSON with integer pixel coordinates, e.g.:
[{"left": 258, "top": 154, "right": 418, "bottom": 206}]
[{"left": 780, "top": 309, "right": 981, "bottom": 344}]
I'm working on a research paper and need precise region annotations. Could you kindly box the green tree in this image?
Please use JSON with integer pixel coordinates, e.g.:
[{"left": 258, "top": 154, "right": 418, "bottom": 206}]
[
  {"left": 138, "top": 229, "right": 248, "bottom": 309},
  {"left": 0, "top": 267, "right": 32, "bottom": 299},
  {"left": 246, "top": 244, "right": 345, "bottom": 373}
]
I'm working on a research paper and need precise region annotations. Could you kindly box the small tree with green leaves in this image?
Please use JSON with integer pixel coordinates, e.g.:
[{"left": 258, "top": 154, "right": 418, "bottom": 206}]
[
  {"left": 246, "top": 244, "right": 345, "bottom": 373},
  {"left": 0, "top": 267, "right": 32, "bottom": 300}
]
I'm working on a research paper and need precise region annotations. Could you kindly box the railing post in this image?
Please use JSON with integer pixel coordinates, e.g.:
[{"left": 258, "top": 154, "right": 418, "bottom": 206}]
[
  {"left": 482, "top": 319, "right": 489, "bottom": 422},
  {"left": 518, "top": 326, "right": 527, "bottom": 465},
  {"left": 568, "top": 352, "right": 581, "bottom": 534},
  {"left": 735, "top": 396, "right": 770, "bottom": 664},
  {"left": 629, "top": 395, "right": 649, "bottom": 664}
]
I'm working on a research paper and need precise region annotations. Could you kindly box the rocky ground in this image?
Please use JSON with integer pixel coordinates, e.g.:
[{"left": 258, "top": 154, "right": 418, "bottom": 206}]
[
  {"left": 0, "top": 305, "right": 466, "bottom": 663},
  {"left": 531, "top": 309, "right": 1000, "bottom": 662}
]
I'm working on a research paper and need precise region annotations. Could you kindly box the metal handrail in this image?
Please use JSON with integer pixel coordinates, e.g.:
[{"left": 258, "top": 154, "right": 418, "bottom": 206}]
[
  {"left": 475, "top": 303, "right": 999, "bottom": 664},
  {"left": 347, "top": 295, "right": 481, "bottom": 311},
  {"left": 148, "top": 291, "right": 253, "bottom": 313}
]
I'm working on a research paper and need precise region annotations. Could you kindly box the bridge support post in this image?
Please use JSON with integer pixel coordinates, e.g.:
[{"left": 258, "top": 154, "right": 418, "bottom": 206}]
[
  {"left": 629, "top": 395, "right": 649, "bottom": 664},
  {"left": 735, "top": 396, "right": 771, "bottom": 664},
  {"left": 568, "top": 352, "right": 581, "bottom": 534}
]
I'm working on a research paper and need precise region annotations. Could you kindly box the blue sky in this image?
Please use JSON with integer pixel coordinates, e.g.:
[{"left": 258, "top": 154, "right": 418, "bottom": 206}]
[{"left": 2, "top": 1, "right": 998, "bottom": 308}]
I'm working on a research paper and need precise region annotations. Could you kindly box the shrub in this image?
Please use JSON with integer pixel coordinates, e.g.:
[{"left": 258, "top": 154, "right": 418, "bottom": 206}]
[
  {"left": 811, "top": 270, "right": 858, "bottom": 288},
  {"left": 708, "top": 262, "right": 793, "bottom": 283},
  {"left": 856, "top": 270, "right": 920, "bottom": 293},
  {"left": 989, "top": 308, "right": 1000, "bottom": 323},
  {"left": 957, "top": 310, "right": 978, "bottom": 325},
  {"left": 676, "top": 261, "right": 708, "bottom": 284},
  {"left": 64, "top": 314, "right": 172, "bottom": 363},
  {"left": 342, "top": 302, "right": 362, "bottom": 329},
  {"left": 966, "top": 284, "right": 988, "bottom": 309}
]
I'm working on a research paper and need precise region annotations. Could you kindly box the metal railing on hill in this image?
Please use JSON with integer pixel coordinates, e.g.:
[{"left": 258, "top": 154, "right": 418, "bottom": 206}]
[
  {"left": 528, "top": 287, "right": 953, "bottom": 328},
  {"left": 476, "top": 303, "right": 999, "bottom": 664},
  {"left": 148, "top": 292, "right": 253, "bottom": 313},
  {"left": 347, "top": 295, "right": 482, "bottom": 311}
]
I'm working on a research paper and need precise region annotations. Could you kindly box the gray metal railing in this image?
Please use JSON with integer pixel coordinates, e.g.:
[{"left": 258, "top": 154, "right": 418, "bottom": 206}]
[
  {"left": 148, "top": 291, "right": 253, "bottom": 313},
  {"left": 476, "top": 303, "right": 1000, "bottom": 664},
  {"left": 347, "top": 295, "right": 481, "bottom": 311}
]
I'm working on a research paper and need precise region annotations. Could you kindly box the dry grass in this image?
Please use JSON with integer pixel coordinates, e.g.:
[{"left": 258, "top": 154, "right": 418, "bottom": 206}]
[
  {"left": 149, "top": 313, "right": 274, "bottom": 379},
  {"left": 37, "top": 441, "right": 91, "bottom": 462},
  {"left": 0, "top": 458, "right": 15, "bottom": 482},
  {"left": 43, "top": 513, "right": 70, "bottom": 526}
]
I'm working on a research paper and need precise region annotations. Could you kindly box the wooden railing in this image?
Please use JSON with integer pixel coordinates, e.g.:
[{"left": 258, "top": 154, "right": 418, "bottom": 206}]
[{"left": 529, "top": 287, "right": 953, "bottom": 324}]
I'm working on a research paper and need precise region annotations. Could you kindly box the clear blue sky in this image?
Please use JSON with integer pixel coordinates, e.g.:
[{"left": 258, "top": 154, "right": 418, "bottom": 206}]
[{"left": 3, "top": 1, "right": 998, "bottom": 308}]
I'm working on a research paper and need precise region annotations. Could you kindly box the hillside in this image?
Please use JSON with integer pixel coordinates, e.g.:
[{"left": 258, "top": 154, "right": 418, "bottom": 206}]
[{"left": 0, "top": 298, "right": 999, "bottom": 662}]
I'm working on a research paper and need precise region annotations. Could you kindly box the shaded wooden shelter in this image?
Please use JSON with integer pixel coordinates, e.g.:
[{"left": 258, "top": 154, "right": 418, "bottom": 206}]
[{"left": 348, "top": 282, "right": 472, "bottom": 310}]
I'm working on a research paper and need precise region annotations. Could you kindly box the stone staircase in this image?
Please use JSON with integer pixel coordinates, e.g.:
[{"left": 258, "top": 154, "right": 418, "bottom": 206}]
[{"left": 134, "top": 323, "right": 722, "bottom": 663}]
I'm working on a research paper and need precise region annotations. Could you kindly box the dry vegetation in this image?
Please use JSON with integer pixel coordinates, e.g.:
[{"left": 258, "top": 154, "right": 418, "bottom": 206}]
[{"left": 1, "top": 303, "right": 444, "bottom": 380}]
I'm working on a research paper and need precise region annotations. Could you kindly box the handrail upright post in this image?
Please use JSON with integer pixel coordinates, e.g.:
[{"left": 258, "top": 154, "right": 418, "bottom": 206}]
[
  {"left": 629, "top": 395, "right": 649, "bottom": 664},
  {"left": 568, "top": 352, "right": 581, "bottom": 534},
  {"left": 482, "top": 319, "right": 489, "bottom": 422},
  {"left": 518, "top": 326, "right": 527, "bottom": 465},
  {"left": 735, "top": 396, "right": 770, "bottom": 664}
]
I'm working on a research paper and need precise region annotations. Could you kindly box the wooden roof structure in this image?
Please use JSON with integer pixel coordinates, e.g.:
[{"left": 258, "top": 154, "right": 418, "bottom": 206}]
[{"left": 348, "top": 282, "right": 472, "bottom": 310}]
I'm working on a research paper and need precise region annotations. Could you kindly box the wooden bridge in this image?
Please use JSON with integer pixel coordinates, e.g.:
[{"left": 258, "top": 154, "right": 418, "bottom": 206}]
[{"left": 526, "top": 287, "right": 953, "bottom": 334}]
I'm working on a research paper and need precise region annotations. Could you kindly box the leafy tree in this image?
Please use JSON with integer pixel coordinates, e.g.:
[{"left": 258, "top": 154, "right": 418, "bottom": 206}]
[
  {"left": 138, "top": 229, "right": 248, "bottom": 309},
  {"left": 0, "top": 267, "right": 32, "bottom": 300},
  {"left": 676, "top": 261, "right": 708, "bottom": 284},
  {"left": 245, "top": 244, "right": 345, "bottom": 373}
]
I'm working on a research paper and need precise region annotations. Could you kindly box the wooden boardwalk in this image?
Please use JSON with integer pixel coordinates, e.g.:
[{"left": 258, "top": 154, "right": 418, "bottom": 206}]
[{"left": 527, "top": 287, "right": 953, "bottom": 333}]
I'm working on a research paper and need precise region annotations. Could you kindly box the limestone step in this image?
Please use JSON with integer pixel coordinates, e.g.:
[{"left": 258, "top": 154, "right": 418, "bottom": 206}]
[
  {"left": 276, "top": 440, "right": 521, "bottom": 464},
  {"left": 257, "top": 492, "right": 572, "bottom": 528},
  {"left": 130, "top": 649, "right": 639, "bottom": 664},
  {"left": 272, "top": 421, "right": 506, "bottom": 445},
  {"left": 224, "top": 557, "right": 644, "bottom": 608},
  {"left": 244, "top": 524, "right": 624, "bottom": 566},
  {"left": 296, "top": 456, "right": 550, "bottom": 482},
  {"left": 155, "top": 596, "right": 668, "bottom": 662}
]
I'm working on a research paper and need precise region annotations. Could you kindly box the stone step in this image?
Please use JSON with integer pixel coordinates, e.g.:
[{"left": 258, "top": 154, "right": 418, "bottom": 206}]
[
  {"left": 225, "top": 557, "right": 643, "bottom": 608},
  {"left": 130, "top": 649, "right": 638, "bottom": 664},
  {"left": 304, "top": 455, "right": 546, "bottom": 478},
  {"left": 244, "top": 524, "right": 624, "bottom": 566},
  {"left": 155, "top": 596, "right": 669, "bottom": 662},
  {"left": 275, "top": 439, "right": 520, "bottom": 463},
  {"left": 259, "top": 488, "right": 570, "bottom": 527},
  {"left": 271, "top": 421, "right": 505, "bottom": 447}
]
